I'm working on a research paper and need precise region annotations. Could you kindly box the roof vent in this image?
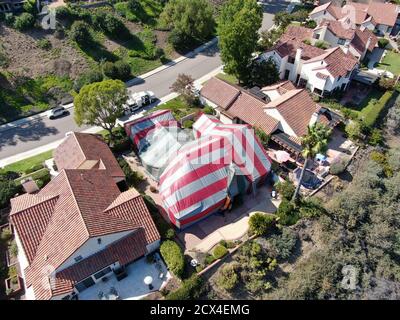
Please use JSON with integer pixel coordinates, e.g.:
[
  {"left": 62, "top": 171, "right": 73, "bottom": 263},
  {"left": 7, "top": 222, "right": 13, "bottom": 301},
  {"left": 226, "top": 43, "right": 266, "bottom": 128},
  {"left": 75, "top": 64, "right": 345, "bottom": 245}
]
[{"left": 44, "top": 255, "right": 48, "bottom": 261}]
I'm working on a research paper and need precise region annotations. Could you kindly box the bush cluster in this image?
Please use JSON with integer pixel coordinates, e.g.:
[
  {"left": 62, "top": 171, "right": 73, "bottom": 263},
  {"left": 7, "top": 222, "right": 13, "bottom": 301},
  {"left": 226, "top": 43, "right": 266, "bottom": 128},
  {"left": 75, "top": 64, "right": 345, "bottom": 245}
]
[
  {"left": 248, "top": 212, "right": 275, "bottom": 236},
  {"left": 166, "top": 275, "right": 204, "bottom": 300},
  {"left": 103, "top": 60, "right": 132, "bottom": 82},
  {"left": 213, "top": 244, "right": 228, "bottom": 260},
  {"left": 160, "top": 240, "right": 185, "bottom": 278}
]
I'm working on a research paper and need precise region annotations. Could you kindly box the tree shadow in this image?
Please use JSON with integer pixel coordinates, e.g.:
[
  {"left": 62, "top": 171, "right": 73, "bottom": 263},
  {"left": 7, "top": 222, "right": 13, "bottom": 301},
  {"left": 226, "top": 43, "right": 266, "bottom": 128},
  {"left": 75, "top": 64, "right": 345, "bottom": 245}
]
[
  {"left": 0, "top": 117, "right": 59, "bottom": 151},
  {"left": 78, "top": 39, "right": 118, "bottom": 62}
]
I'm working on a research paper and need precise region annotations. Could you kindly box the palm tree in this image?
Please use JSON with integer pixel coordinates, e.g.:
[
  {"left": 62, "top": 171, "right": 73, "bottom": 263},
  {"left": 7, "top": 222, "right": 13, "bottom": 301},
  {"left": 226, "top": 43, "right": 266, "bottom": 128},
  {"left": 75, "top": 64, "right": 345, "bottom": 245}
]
[{"left": 292, "top": 123, "right": 332, "bottom": 201}]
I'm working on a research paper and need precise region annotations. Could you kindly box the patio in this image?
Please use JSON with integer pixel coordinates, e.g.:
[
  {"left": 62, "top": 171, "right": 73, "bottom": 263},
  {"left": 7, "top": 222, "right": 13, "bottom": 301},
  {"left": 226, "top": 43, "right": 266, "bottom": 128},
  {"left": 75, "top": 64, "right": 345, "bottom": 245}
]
[
  {"left": 77, "top": 254, "right": 171, "bottom": 300},
  {"left": 178, "top": 183, "right": 279, "bottom": 253}
]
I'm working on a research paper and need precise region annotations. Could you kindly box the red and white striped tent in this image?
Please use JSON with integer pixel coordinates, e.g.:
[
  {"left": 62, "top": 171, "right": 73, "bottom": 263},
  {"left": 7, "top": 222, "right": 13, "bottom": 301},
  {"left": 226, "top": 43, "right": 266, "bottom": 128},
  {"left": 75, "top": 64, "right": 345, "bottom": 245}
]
[
  {"left": 124, "top": 109, "right": 179, "bottom": 153},
  {"left": 159, "top": 114, "right": 272, "bottom": 229}
]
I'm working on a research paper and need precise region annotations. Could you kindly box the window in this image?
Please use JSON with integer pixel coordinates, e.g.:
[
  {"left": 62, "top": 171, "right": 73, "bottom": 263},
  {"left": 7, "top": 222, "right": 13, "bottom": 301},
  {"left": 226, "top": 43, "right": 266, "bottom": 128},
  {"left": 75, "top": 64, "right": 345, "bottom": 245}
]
[
  {"left": 338, "top": 38, "right": 346, "bottom": 45},
  {"left": 74, "top": 255, "right": 83, "bottom": 263},
  {"left": 97, "top": 238, "right": 102, "bottom": 245},
  {"left": 313, "top": 33, "right": 320, "bottom": 40},
  {"left": 94, "top": 267, "right": 112, "bottom": 280},
  {"left": 288, "top": 56, "right": 295, "bottom": 64}
]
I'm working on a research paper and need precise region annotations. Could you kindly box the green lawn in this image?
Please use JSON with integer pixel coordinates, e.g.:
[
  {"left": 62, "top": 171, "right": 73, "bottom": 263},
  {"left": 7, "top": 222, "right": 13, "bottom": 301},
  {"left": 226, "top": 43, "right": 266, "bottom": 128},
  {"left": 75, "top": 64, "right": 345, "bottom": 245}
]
[
  {"left": 147, "top": 96, "right": 202, "bottom": 120},
  {"left": 377, "top": 51, "right": 400, "bottom": 75},
  {"left": 216, "top": 72, "right": 238, "bottom": 85},
  {"left": 2, "top": 150, "right": 53, "bottom": 174}
]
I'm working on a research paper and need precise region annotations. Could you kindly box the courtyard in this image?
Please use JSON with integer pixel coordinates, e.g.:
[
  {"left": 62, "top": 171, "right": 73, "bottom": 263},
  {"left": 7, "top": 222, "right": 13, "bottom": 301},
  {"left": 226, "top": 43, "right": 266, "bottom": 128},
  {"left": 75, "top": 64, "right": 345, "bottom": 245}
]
[{"left": 77, "top": 254, "right": 171, "bottom": 300}]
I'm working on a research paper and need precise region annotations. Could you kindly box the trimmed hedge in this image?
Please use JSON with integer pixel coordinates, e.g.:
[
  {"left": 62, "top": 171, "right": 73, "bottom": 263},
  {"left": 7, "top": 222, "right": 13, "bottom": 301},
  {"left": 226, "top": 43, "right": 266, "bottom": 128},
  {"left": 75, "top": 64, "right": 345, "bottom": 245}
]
[
  {"left": 213, "top": 244, "right": 228, "bottom": 260},
  {"left": 160, "top": 240, "right": 185, "bottom": 278},
  {"left": 362, "top": 90, "right": 393, "bottom": 127},
  {"left": 248, "top": 212, "right": 275, "bottom": 236},
  {"left": 166, "top": 275, "right": 204, "bottom": 300}
]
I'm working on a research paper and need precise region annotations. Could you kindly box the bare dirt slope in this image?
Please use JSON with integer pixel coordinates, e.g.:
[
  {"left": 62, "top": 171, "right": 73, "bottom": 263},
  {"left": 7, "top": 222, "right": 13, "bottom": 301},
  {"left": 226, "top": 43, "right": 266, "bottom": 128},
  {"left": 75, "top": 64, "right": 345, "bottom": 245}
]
[{"left": 0, "top": 24, "right": 89, "bottom": 79}]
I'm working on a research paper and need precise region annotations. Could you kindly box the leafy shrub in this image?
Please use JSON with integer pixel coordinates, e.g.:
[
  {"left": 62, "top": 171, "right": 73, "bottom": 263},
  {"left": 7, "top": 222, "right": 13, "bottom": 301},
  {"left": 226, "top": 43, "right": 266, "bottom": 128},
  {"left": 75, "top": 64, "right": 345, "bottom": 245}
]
[
  {"left": 303, "top": 19, "right": 317, "bottom": 28},
  {"left": 166, "top": 275, "right": 204, "bottom": 300},
  {"left": 266, "top": 228, "right": 297, "bottom": 260},
  {"left": 183, "top": 120, "right": 194, "bottom": 129},
  {"left": 70, "top": 21, "right": 92, "bottom": 45},
  {"left": 249, "top": 212, "right": 275, "bottom": 236},
  {"left": 302, "top": 38, "right": 311, "bottom": 45},
  {"left": 160, "top": 240, "right": 185, "bottom": 278},
  {"left": 4, "top": 13, "right": 15, "bottom": 26},
  {"left": 204, "top": 253, "right": 216, "bottom": 265},
  {"left": 329, "top": 157, "right": 347, "bottom": 175},
  {"left": 370, "top": 151, "right": 393, "bottom": 177},
  {"left": 379, "top": 77, "right": 396, "bottom": 91},
  {"left": 165, "top": 228, "right": 176, "bottom": 240},
  {"left": 213, "top": 244, "right": 228, "bottom": 259},
  {"left": 345, "top": 121, "right": 362, "bottom": 140},
  {"left": 216, "top": 262, "right": 239, "bottom": 291},
  {"left": 203, "top": 105, "right": 214, "bottom": 115},
  {"left": 378, "top": 38, "right": 389, "bottom": 48},
  {"left": 315, "top": 40, "right": 329, "bottom": 49},
  {"left": 103, "top": 14, "right": 130, "bottom": 40},
  {"left": 0, "top": 178, "right": 18, "bottom": 209},
  {"left": 362, "top": 90, "right": 393, "bottom": 127},
  {"left": 14, "top": 12, "right": 35, "bottom": 31},
  {"left": 37, "top": 39, "right": 52, "bottom": 50},
  {"left": 299, "top": 198, "right": 326, "bottom": 218},
  {"left": 23, "top": 0, "right": 37, "bottom": 15},
  {"left": 0, "top": 229, "right": 12, "bottom": 242},
  {"left": 277, "top": 199, "right": 299, "bottom": 226},
  {"left": 275, "top": 180, "right": 295, "bottom": 200},
  {"left": 114, "top": 60, "right": 132, "bottom": 81},
  {"left": 9, "top": 241, "right": 18, "bottom": 258},
  {"left": 73, "top": 70, "right": 104, "bottom": 92},
  {"left": 369, "top": 128, "right": 383, "bottom": 146},
  {"left": 8, "top": 265, "right": 17, "bottom": 278},
  {"left": 118, "top": 158, "right": 144, "bottom": 188}
]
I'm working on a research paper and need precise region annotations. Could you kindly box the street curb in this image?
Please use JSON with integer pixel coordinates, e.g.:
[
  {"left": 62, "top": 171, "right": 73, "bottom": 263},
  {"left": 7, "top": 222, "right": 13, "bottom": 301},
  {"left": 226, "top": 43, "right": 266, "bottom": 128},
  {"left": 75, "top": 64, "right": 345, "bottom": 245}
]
[{"left": 0, "top": 37, "right": 218, "bottom": 134}]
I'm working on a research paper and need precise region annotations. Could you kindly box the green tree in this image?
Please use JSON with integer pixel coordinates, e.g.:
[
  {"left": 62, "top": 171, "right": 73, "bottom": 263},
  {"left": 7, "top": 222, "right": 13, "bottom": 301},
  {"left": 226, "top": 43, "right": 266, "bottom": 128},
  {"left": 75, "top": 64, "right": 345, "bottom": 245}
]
[
  {"left": 273, "top": 12, "right": 292, "bottom": 29},
  {"left": 258, "top": 28, "right": 283, "bottom": 51},
  {"left": 0, "top": 176, "right": 18, "bottom": 209},
  {"left": 160, "top": 0, "right": 215, "bottom": 49},
  {"left": 292, "top": 123, "right": 331, "bottom": 200},
  {"left": 170, "top": 73, "right": 198, "bottom": 106},
  {"left": 74, "top": 79, "right": 127, "bottom": 141},
  {"left": 217, "top": 0, "right": 262, "bottom": 82},
  {"left": 249, "top": 57, "right": 279, "bottom": 87}
]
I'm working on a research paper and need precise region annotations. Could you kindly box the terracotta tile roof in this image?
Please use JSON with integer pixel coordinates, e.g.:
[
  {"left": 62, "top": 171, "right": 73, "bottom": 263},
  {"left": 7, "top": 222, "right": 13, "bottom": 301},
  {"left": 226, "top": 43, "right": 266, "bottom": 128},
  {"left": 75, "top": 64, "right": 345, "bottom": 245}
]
[
  {"left": 11, "top": 168, "right": 160, "bottom": 300},
  {"left": 273, "top": 38, "right": 325, "bottom": 61},
  {"left": 283, "top": 25, "right": 313, "bottom": 42},
  {"left": 265, "top": 89, "right": 319, "bottom": 137},
  {"left": 351, "top": 28, "right": 377, "bottom": 54},
  {"left": 317, "top": 19, "right": 355, "bottom": 40},
  {"left": 51, "top": 229, "right": 147, "bottom": 297},
  {"left": 200, "top": 77, "right": 240, "bottom": 110},
  {"left": 355, "top": 1, "right": 398, "bottom": 26},
  {"left": 262, "top": 80, "right": 296, "bottom": 95},
  {"left": 223, "top": 91, "right": 279, "bottom": 135},
  {"left": 310, "top": 2, "right": 342, "bottom": 19},
  {"left": 54, "top": 132, "right": 124, "bottom": 179},
  {"left": 304, "top": 47, "right": 358, "bottom": 78}
]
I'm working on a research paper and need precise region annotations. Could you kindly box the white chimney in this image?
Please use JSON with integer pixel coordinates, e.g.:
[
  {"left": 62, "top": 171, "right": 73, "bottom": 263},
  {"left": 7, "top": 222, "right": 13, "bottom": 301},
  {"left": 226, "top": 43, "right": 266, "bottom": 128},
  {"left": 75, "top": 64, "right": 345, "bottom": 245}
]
[
  {"left": 21, "top": 178, "right": 39, "bottom": 194},
  {"left": 295, "top": 48, "right": 303, "bottom": 65},
  {"left": 343, "top": 44, "right": 350, "bottom": 54},
  {"left": 309, "top": 112, "right": 319, "bottom": 126},
  {"left": 290, "top": 48, "right": 303, "bottom": 82}
]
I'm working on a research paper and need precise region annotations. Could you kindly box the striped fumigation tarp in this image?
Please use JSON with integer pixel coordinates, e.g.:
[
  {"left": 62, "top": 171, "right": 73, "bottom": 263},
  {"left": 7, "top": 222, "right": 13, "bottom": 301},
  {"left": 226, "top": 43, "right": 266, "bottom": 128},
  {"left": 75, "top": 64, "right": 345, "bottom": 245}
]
[
  {"left": 159, "top": 114, "right": 272, "bottom": 229},
  {"left": 124, "top": 109, "right": 178, "bottom": 153}
]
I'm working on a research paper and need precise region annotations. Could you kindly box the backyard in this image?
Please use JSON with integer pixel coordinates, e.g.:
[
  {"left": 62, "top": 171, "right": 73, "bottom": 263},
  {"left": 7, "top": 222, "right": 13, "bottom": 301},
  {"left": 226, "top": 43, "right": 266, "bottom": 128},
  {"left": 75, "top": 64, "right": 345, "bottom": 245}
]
[{"left": 377, "top": 51, "right": 400, "bottom": 76}]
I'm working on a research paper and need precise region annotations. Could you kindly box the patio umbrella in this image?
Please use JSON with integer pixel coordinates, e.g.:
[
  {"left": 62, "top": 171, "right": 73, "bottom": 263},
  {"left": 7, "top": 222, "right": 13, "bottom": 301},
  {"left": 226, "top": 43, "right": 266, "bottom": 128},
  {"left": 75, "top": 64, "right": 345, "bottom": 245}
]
[{"left": 274, "top": 150, "right": 291, "bottom": 163}]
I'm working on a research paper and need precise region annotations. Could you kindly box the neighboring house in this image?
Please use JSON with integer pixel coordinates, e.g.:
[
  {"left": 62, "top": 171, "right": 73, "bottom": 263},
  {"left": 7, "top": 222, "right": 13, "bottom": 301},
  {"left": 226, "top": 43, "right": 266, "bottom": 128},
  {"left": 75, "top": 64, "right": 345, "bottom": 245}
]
[
  {"left": 10, "top": 132, "right": 160, "bottom": 300},
  {"left": 53, "top": 132, "right": 125, "bottom": 185},
  {"left": 309, "top": 1, "right": 400, "bottom": 35},
  {"left": 261, "top": 26, "right": 358, "bottom": 97},
  {"left": 312, "top": 19, "right": 378, "bottom": 60},
  {"left": 200, "top": 77, "right": 341, "bottom": 155}
]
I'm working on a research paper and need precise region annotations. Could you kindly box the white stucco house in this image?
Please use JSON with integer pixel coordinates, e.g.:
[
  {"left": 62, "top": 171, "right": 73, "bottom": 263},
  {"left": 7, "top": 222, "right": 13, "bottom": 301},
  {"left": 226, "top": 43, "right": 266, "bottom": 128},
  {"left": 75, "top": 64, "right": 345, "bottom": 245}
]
[
  {"left": 309, "top": 1, "right": 400, "bottom": 36},
  {"left": 260, "top": 26, "right": 358, "bottom": 97},
  {"left": 10, "top": 133, "right": 161, "bottom": 300}
]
